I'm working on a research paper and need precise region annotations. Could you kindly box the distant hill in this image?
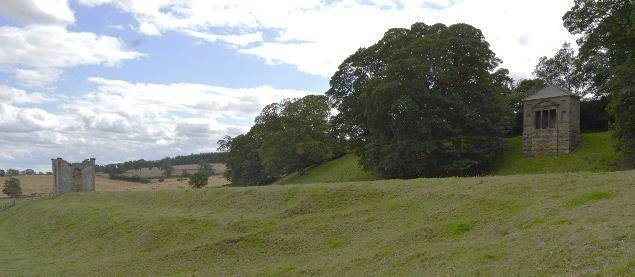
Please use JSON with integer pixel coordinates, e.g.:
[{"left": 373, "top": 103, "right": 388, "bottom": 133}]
[
  {"left": 276, "top": 132, "right": 620, "bottom": 185},
  {"left": 2, "top": 170, "right": 634, "bottom": 275}
]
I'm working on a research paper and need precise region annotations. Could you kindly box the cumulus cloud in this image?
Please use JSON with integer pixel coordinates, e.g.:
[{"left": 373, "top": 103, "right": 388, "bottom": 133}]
[
  {"left": 75, "top": 0, "right": 576, "bottom": 78},
  {"left": 0, "top": 1, "right": 144, "bottom": 88},
  {"left": 0, "top": 77, "right": 314, "bottom": 171},
  {"left": 0, "top": 0, "right": 74, "bottom": 25},
  {"left": 0, "top": 85, "right": 49, "bottom": 104},
  {"left": 0, "top": 104, "right": 60, "bottom": 133},
  {"left": 0, "top": 25, "right": 144, "bottom": 87}
]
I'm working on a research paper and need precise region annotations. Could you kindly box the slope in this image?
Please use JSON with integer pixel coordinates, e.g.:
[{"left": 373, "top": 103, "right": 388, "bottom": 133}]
[
  {"left": 276, "top": 132, "right": 619, "bottom": 185},
  {"left": 1, "top": 170, "right": 634, "bottom": 276}
]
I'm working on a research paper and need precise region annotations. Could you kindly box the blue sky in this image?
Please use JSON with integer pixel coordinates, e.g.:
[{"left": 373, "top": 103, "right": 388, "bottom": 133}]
[{"left": 0, "top": 0, "right": 575, "bottom": 171}]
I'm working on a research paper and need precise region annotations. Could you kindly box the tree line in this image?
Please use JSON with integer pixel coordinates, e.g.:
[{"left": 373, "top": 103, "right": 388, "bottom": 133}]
[{"left": 0, "top": 169, "right": 42, "bottom": 176}]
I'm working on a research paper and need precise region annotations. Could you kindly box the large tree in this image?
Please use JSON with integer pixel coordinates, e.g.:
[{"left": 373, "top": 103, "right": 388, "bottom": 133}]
[
  {"left": 563, "top": 0, "right": 634, "bottom": 157},
  {"left": 327, "top": 23, "right": 511, "bottom": 178},
  {"left": 534, "top": 43, "right": 583, "bottom": 93},
  {"left": 219, "top": 132, "right": 272, "bottom": 186},
  {"left": 220, "top": 95, "right": 341, "bottom": 186},
  {"left": 258, "top": 95, "right": 340, "bottom": 177}
]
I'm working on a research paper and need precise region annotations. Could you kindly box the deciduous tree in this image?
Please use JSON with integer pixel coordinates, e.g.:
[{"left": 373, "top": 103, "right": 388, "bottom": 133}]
[{"left": 327, "top": 23, "right": 511, "bottom": 178}]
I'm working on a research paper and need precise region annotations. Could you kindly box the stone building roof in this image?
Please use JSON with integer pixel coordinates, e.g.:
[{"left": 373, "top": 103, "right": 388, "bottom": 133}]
[{"left": 524, "top": 84, "right": 574, "bottom": 101}]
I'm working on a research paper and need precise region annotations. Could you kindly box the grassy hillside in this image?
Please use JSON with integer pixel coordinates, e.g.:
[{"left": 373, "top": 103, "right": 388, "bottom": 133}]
[
  {"left": 277, "top": 132, "right": 619, "bottom": 185},
  {"left": 1, "top": 170, "right": 635, "bottom": 275},
  {"left": 492, "top": 132, "right": 619, "bottom": 175},
  {"left": 275, "top": 154, "right": 377, "bottom": 185}
]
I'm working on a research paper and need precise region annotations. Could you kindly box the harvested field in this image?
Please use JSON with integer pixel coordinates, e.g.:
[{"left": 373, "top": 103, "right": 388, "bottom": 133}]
[
  {"left": 121, "top": 163, "right": 226, "bottom": 178},
  {"left": 0, "top": 175, "right": 229, "bottom": 197}
]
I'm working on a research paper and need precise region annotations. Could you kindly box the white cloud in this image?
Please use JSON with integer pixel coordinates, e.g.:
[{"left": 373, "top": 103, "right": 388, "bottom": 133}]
[
  {"left": 0, "top": 77, "right": 315, "bottom": 171},
  {"left": 12, "top": 68, "right": 63, "bottom": 88},
  {"left": 0, "top": 103, "right": 60, "bottom": 133},
  {"left": 183, "top": 30, "right": 263, "bottom": 47},
  {"left": 0, "top": 25, "right": 144, "bottom": 87},
  {"left": 0, "top": 0, "right": 74, "bottom": 25},
  {"left": 77, "top": 0, "right": 576, "bottom": 79},
  {"left": 0, "top": 85, "right": 49, "bottom": 104}
]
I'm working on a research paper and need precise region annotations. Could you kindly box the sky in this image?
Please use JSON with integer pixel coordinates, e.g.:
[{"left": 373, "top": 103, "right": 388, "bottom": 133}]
[{"left": 0, "top": 0, "right": 576, "bottom": 171}]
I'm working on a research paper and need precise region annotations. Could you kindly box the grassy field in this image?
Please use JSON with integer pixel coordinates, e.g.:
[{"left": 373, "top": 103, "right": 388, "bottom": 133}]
[
  {"left": 275, "top": 154, "right": 378, "bottom": 185},
  {"left": 492, "top": 132, "right": 619, "bottom": 175},
  {"left": 1, "top": 170, "right": 634, "bottom": 275},
  {"left": 0, "top": 175, "right": 229, "bottom": 197},
  {"left": 276, "top": 132, "right": 620, "bottom": 185}
]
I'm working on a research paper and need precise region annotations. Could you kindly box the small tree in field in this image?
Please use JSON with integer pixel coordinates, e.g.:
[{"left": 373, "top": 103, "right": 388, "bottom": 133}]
[
  {"left": 181, "top": 169, "right": 190, "bottom": 177},
  {"left": 2, "top": 177, "right": 22, "bottom": 198},
  {"left": 197, "top": 160, "right": 214, "bottom": 176},
  {"left": 188, "top": 172, "right": 208, "bottom": 188},
  {"left": 189, "top": 160, "right": 212, "bottom": 188}
]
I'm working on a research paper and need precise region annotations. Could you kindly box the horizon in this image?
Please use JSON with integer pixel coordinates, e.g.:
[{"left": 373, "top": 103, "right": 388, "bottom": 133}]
[{"left": 0, "top": 0, "right": 576, "bottom": 171}]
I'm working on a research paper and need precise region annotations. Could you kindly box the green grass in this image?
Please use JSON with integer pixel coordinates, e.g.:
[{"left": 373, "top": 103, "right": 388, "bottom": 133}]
[
  {"left": 275, "top": 154, "right": 378, "bottom": 185},
  {"left": 276, "top": 132, "right": 619, "bottom": 185},
  {"left": 1, "top": 170, "right": 635, "bottom": 275},
  {"left": 492, "top": 132, "right": 619, "bottom": 175}
]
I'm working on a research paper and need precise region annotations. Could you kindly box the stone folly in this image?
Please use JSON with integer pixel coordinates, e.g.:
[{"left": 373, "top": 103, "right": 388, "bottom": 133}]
[
  {"left": 52, "top": 158, "right": 96, "bottom": 196},
  {"left": 522, "top": 85, "right": 581, "bottom": 156}
]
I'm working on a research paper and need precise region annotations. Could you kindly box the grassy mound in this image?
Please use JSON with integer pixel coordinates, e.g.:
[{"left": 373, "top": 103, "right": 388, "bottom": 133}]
[
  {"left": 275, "top": 154, "right": 377, "bottom": 185},
  {"left": 277, "top": 132, "right": 619, "bottom": 185},
  {"left": 492, "top": 132, "right": 619, "bottom": 175},
  {"left": 1, "top": 170, "right": 635, "bottom": 275}
]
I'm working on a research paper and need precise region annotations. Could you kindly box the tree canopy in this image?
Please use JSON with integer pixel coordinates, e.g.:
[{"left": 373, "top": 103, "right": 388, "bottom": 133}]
[
  {"left": 327, "top": 23, "right": 511, "bottom": 178},
  {"left": 221, "top": 95, "right": 342, "bottom": 186},
  {"left": 563, "top": 0, "right": 634, "bottom": 157}
]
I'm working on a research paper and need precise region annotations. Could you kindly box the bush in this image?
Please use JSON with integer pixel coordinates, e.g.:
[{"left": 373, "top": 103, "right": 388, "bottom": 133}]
[
  {"left": 2, "top": 177, "right": 22, "bottom": 198},
  {"left": 188, "top": 172, "right": 208, "bottom": 188}
]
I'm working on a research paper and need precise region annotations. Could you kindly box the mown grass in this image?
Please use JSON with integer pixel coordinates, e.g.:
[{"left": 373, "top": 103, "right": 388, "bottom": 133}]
[
  {"left": 492, "top": 131, "right": 619, "bottom": 175},
  {"left": 275, "top": 154, "right": 378, "bottom": 185},
  {"left": 1, "top": 170, "right": 634, "bottom": 276}
]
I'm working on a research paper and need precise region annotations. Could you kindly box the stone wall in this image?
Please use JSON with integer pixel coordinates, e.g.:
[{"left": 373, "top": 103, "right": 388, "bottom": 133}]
[{"left": 52, "top": 158, "right": 96, "bottom": 196}]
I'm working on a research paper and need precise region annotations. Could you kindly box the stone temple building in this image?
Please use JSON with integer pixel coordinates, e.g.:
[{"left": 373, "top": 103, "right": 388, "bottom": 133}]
[
  {"left": 522, "top": 85, "right": 581, "bottom": 156},
  {"left": 52, "top": 158, "right": 96, "bottom": 196}
]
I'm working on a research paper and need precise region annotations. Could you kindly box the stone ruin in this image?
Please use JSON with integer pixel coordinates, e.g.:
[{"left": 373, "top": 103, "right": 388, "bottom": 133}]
[
  {"left": 52, "top": 158, "right": 96, "bottom": 196},
  {"left": 523, "top": 85, "right": 582, "bottom": 156}
]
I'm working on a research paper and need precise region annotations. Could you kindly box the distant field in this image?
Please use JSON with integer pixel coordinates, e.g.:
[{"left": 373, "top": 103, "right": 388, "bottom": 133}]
[
  {"left": 122, "top": 163, "right": 227, "bottom": 178},
  {"left": 1, "top": 170, "right": 634, "bottom": 275},
  {"left": 0, "top": 175, "right": 229, "bottom": 197}
]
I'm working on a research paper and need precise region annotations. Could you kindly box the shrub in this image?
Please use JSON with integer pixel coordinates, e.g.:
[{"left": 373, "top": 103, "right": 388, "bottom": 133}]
[
  {"left": 2, "top": 177, "right": 22, "bottom": 198},
  {"left": 188, "top": 172, "right": 208, "bottom": 188}
]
